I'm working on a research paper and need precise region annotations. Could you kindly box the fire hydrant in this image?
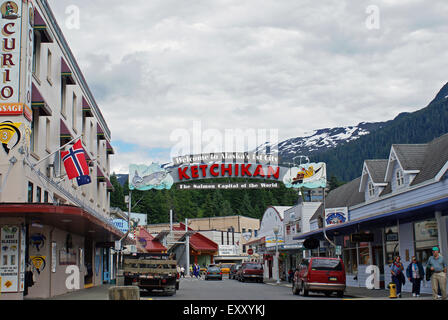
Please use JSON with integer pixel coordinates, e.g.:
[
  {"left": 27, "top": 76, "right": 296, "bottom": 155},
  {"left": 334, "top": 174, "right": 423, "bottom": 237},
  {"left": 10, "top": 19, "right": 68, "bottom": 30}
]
[{"left": 388, "top": 282, "right": 397, "bottom": 298}]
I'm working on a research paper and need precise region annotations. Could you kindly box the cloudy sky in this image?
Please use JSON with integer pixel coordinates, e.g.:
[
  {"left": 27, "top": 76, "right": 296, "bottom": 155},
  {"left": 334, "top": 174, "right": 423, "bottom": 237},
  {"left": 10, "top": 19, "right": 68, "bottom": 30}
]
[{"left": 47, "top": 0, "right": 448, "bottom": 173}]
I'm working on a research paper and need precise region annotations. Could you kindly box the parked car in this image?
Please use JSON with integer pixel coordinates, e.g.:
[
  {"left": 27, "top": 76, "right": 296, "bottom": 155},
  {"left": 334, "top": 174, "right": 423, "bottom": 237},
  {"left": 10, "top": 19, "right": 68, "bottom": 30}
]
[
  {"left": 292, "top": 257, "right": 346, "bottom": 298},
  {"left": 219, "top": 263, "right": 235, "bottom": 275},
  {"left": 238, "top": 262, "right": 263, "bottom": 283},
  {"left": 205, "top": 266, "right": 223, "bottom": 280},
  {"left": 229, "top": 264, "right": 241, "bottom": 280}
]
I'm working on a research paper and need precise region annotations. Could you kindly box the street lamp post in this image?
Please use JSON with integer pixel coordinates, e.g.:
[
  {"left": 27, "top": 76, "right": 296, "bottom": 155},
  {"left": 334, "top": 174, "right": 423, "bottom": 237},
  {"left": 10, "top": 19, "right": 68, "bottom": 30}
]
[{"left": 273, "top": 226, "right": 280, "bottom": 284}]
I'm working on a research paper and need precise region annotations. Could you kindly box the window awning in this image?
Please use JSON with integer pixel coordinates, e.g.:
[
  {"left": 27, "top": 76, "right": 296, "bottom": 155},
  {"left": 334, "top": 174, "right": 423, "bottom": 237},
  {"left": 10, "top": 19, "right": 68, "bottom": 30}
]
[
  {"left": 106, "top": 178, "right": 115, "bottom": 192},
  {"left": 82, "top": 96, "right": 93, "bottom": 117},
  {"left": 0, "top": 204, "right": 124, "bottom": 242},
  {"left": 31, "top": 83, "right": 52, "bottom": 116},
  {"left": 97, "top": 166, "right": 106, "bottom": 181},
  {"left": 33, "top": 8, "right": 53, "bottom": 43},
  {"left": 97, "top": 123, "right": 106, "bottom": 140},
  {"left": 61, "top": 57, "right": 76, "bottom": 85},
  {"left": 60, "top": 119, "right": 73, "bottom": 144},
  {"left": 106, "top": 141, "right": 115, "bottom": 154}
]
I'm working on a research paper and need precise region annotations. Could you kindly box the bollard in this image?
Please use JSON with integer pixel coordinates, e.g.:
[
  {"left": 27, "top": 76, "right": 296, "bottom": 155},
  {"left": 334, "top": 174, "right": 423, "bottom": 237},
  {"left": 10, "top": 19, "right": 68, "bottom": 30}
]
[
  {"left": 108, "top": 286, "right": 140, "bottom": 300},
  {"left": 388, "top": 282, "right": 397, "bottom": 298}
]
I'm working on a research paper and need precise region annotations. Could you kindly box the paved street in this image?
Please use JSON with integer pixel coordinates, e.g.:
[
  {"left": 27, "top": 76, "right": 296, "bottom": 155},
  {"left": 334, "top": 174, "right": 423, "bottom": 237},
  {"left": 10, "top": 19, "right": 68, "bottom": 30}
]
[{"left": 38, "top": 275, "right": 432, "bottom": 300}]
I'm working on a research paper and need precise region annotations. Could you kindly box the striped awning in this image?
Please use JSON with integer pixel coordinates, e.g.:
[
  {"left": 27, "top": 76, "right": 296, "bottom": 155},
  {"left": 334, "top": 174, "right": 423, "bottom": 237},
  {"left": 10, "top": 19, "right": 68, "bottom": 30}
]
[
  {"left": 33, "top": 8, "right": 53, "bottom": 43},
  {"left": 61, "top": 58, "right": 75, "bottom": 85},
  {"left": 31, "top": 83, "right": 52, "bottom": 116},
  {"left": 97, "top": 166, "right": 106, "bottom": 182},
  {"left": 106, "top": 141, "right": 114, "bottom": 154},
  {"left": 82, "top": 96, "right": 93, "bottom": 117},
  {"left": 97, "top": 123, "right": 106, "bottom": 140},
  {"left": 60, "top": 119, "right": 73, "bottom": 143}
]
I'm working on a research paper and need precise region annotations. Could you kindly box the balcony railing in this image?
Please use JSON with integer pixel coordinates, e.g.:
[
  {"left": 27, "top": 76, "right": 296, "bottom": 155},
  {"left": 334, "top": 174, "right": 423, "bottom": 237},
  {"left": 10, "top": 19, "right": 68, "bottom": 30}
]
[{"left": 34, "top": 168, "right": 118, "bottom": 230}]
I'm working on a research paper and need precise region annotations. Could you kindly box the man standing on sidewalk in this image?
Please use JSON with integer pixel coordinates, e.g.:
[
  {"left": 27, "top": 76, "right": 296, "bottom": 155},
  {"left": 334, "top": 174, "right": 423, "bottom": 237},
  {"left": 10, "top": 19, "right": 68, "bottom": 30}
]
[{"left": 426, "top": 247, "right": 447, "bottom": 300}]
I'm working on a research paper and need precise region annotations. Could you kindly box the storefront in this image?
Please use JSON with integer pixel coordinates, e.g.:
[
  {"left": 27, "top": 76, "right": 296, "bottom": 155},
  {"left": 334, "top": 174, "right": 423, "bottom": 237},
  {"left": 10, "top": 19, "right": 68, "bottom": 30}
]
[{"left": 0, "top": 204, "right": 123, "bottom": 300}]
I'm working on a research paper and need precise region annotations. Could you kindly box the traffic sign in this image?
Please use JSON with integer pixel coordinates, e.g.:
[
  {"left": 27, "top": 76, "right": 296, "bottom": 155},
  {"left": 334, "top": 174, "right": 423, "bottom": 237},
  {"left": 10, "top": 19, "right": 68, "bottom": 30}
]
[{"left": 247, "top": 248, "right": 253, "bottom": 255}]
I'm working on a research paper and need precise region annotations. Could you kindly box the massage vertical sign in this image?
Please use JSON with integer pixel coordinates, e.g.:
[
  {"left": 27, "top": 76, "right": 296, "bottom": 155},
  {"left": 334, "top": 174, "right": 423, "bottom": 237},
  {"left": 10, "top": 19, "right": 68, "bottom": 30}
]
[{"left": 0, "top": 225, "right": 20, "bottom": 292}]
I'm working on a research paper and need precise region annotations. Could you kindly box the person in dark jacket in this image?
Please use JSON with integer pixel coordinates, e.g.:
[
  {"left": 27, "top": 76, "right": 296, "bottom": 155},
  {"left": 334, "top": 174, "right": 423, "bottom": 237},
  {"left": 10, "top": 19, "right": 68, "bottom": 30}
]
[{"left": 406, "top": 256, "right": 425, "bottom": 297}]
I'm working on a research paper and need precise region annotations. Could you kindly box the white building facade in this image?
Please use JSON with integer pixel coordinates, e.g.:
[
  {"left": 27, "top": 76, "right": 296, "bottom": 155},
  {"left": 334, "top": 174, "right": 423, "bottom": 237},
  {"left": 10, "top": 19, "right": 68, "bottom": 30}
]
[{"left": 0, "top": 0, "right": 121, "bottom": 300}]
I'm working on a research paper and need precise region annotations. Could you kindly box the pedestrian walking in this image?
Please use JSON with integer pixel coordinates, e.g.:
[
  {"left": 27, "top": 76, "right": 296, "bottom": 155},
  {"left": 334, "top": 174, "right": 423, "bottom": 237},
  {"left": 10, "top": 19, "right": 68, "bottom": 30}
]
[
  {"left": 288, "top": 269, "right": 293, "bottom": 283},
  {"left": 181, "top": 266, "right": 185, "bottom": 278},
  {"left": 406, "top": 256, "right": 424, "bottom": 297},
  {"left": 390, "top": 255, "right": 405, "bottom": 298},
  {"left": 426, "top": 247, "right": 447, "bottom": 300}
]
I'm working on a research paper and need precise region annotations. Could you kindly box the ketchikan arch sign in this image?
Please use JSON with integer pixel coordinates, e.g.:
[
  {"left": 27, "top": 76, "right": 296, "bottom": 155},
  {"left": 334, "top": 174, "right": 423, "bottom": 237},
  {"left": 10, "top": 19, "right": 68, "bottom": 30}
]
[{"left": 129, "top": 152, "right": 327, "bottom": 190}]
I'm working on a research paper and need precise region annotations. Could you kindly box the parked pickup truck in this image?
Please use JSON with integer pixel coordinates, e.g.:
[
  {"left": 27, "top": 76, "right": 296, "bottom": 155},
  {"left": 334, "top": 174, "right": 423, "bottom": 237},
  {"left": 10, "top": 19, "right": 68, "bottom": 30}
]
[{"left": 123, "top": 253, "right": 179, "bottom": 295}]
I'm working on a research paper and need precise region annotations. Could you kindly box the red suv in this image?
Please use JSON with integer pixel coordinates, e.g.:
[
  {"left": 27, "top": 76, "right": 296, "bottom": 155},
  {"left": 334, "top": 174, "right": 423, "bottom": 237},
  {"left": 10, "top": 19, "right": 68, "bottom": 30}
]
[
  {"left": 292, "top": 257, "right": 346, "bottom": 298},
  {"left": 238, "top": 262, "right": 264, "bottom": 283}
]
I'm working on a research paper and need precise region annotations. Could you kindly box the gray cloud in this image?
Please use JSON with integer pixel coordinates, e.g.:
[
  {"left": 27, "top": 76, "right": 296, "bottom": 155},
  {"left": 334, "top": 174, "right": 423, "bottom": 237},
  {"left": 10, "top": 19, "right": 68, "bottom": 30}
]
[{"left": 47, "top": 0, "right": 448, "bottom": 172}]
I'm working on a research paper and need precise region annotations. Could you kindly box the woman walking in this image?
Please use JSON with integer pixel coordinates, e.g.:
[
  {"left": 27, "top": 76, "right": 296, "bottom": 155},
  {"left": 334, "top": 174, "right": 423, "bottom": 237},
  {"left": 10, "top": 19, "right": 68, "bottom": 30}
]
[
  {"left": 391, "top": 256, "right": 405, "bottom": 298},
  {"left": 406, "top": 256, "right": 425, "bottom": 297}
]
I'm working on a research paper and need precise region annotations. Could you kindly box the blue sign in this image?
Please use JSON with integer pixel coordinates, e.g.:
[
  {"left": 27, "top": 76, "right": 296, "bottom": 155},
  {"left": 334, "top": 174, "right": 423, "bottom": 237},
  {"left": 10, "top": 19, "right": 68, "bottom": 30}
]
[{"left": 113, "top": 219, "right": 129, "bottom": 233}]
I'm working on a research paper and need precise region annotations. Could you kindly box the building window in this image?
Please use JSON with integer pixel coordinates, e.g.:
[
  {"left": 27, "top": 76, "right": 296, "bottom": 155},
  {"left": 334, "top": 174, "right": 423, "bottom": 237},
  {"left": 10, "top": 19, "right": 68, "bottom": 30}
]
[
  {"left": 414, "top": 219, "right": 438, "bottom": 265},
  {"left": 286, "top": 225, "right": 290, "bottom": 235},
  {"left": 61, "top": 77, "right": 67, "bottom": 116},
  {"left": 242, "top": 228, "right": 246, "bottom": 234},
  {"left": 30, "top": 110, "right": 39, "bottom": 153},
  {"left": 296, "top": 223, "right": 301, "bottom": 234},
  {"left": 248, "top": 229, "right": 252, "bottom": 235},
  {"left": 44, "top": 191, "right": 49, "bottom": 203},
  {"left": 385, "top": 226, "right": 399, "bottom": 264},
  {"left": 368, "top": 182, "right": 375, "bottom": 197},
  {"left": 33, "top": 32, "right": 41, "bottom": 77},
  {"left": 242, "top": 245, "right": 246, "bottom": 253},
  {"left": 47, "top": 49, "right": 52, "bottom": 84},
  {"left": 396, "top": 170, "right": 404, "bottom": 187},
  {"left": 72, "top": 93, "right": 77, "bottom": 132},
  {"left": 254, "top": 230, "right": 258, "bottom": 237},
  {"left": 27, "top": 182, "right": 33, "bottom": 203},
  {"left": 221, "top": 231, "right": 224, "bottom": 245},
  {"left": 36, "top": 186, "right": 41, "bottom": 203}
]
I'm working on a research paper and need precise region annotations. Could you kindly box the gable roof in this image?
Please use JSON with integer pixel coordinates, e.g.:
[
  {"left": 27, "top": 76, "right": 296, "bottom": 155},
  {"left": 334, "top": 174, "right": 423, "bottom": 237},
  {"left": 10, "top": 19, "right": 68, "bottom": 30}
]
[
  {"left": 137, "top": 228, "right": 167, "bottom": 253},
  {"left": 365, "top": 160, "right": 388, "bottom": 183},
  {"left": 270, "top": 206, "right": 291, "bottom": 220},
  {"left": 410, "top": 133, "right": 448, "bottom": 185},
  {"left": 169, "top": 223, "right": 218, "bottom": 252},
  {"left": 392, "top": 144, "right": 428, "bottom": 171}
]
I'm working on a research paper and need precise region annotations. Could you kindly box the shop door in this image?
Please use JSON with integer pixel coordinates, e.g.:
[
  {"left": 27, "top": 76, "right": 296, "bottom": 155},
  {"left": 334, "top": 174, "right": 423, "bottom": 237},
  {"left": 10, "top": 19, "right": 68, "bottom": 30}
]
[
  {"left": 268, "top": 260, "right": 272, "bottom": 278},
  {"left": 102, "top": 248, "right": 110, "bottom": 283},
  {"left": 84, "top": 239, "right": 93, "bottom": 287}
]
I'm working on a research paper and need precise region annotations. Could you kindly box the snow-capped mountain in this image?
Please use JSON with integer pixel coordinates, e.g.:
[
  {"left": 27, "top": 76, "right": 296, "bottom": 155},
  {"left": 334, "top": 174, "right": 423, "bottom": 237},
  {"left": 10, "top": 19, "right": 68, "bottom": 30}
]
[{"left": 256, "top": 121, "right": 386, "bottom": 163}]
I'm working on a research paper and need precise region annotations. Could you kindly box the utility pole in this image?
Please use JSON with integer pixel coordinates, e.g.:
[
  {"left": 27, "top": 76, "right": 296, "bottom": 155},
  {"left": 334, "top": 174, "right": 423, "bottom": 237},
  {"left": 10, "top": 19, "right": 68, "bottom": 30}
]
[
  {"left": 321, "top": 186, "right": 336, "bottom": 255},
  {"left": 185, "top": 218, "right": 190, "bottom": 277}
]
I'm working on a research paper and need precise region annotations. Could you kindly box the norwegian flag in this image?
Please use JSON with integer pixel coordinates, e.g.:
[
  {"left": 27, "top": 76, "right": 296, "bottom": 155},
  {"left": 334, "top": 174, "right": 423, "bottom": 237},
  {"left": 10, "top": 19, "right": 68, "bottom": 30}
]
[{"left": 61, "top": 140, "right": 90, "bottom": 184}]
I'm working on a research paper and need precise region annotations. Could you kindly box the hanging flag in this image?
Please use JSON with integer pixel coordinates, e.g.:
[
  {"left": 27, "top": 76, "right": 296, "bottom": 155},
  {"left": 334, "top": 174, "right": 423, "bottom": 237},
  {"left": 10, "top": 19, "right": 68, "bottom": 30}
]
[
  {"left": 61, "top": 140, "right": 90, "bottom": 184},
  {"left": 76, "top": 175, "right": 92, "bottom": 187}
]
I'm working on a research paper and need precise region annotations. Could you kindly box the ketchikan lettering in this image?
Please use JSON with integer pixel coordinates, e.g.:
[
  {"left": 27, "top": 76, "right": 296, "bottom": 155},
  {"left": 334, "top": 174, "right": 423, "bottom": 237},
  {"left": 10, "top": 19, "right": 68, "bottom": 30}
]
[{"left": 177, "top": 164, "right": 280, "bottom": 181}]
